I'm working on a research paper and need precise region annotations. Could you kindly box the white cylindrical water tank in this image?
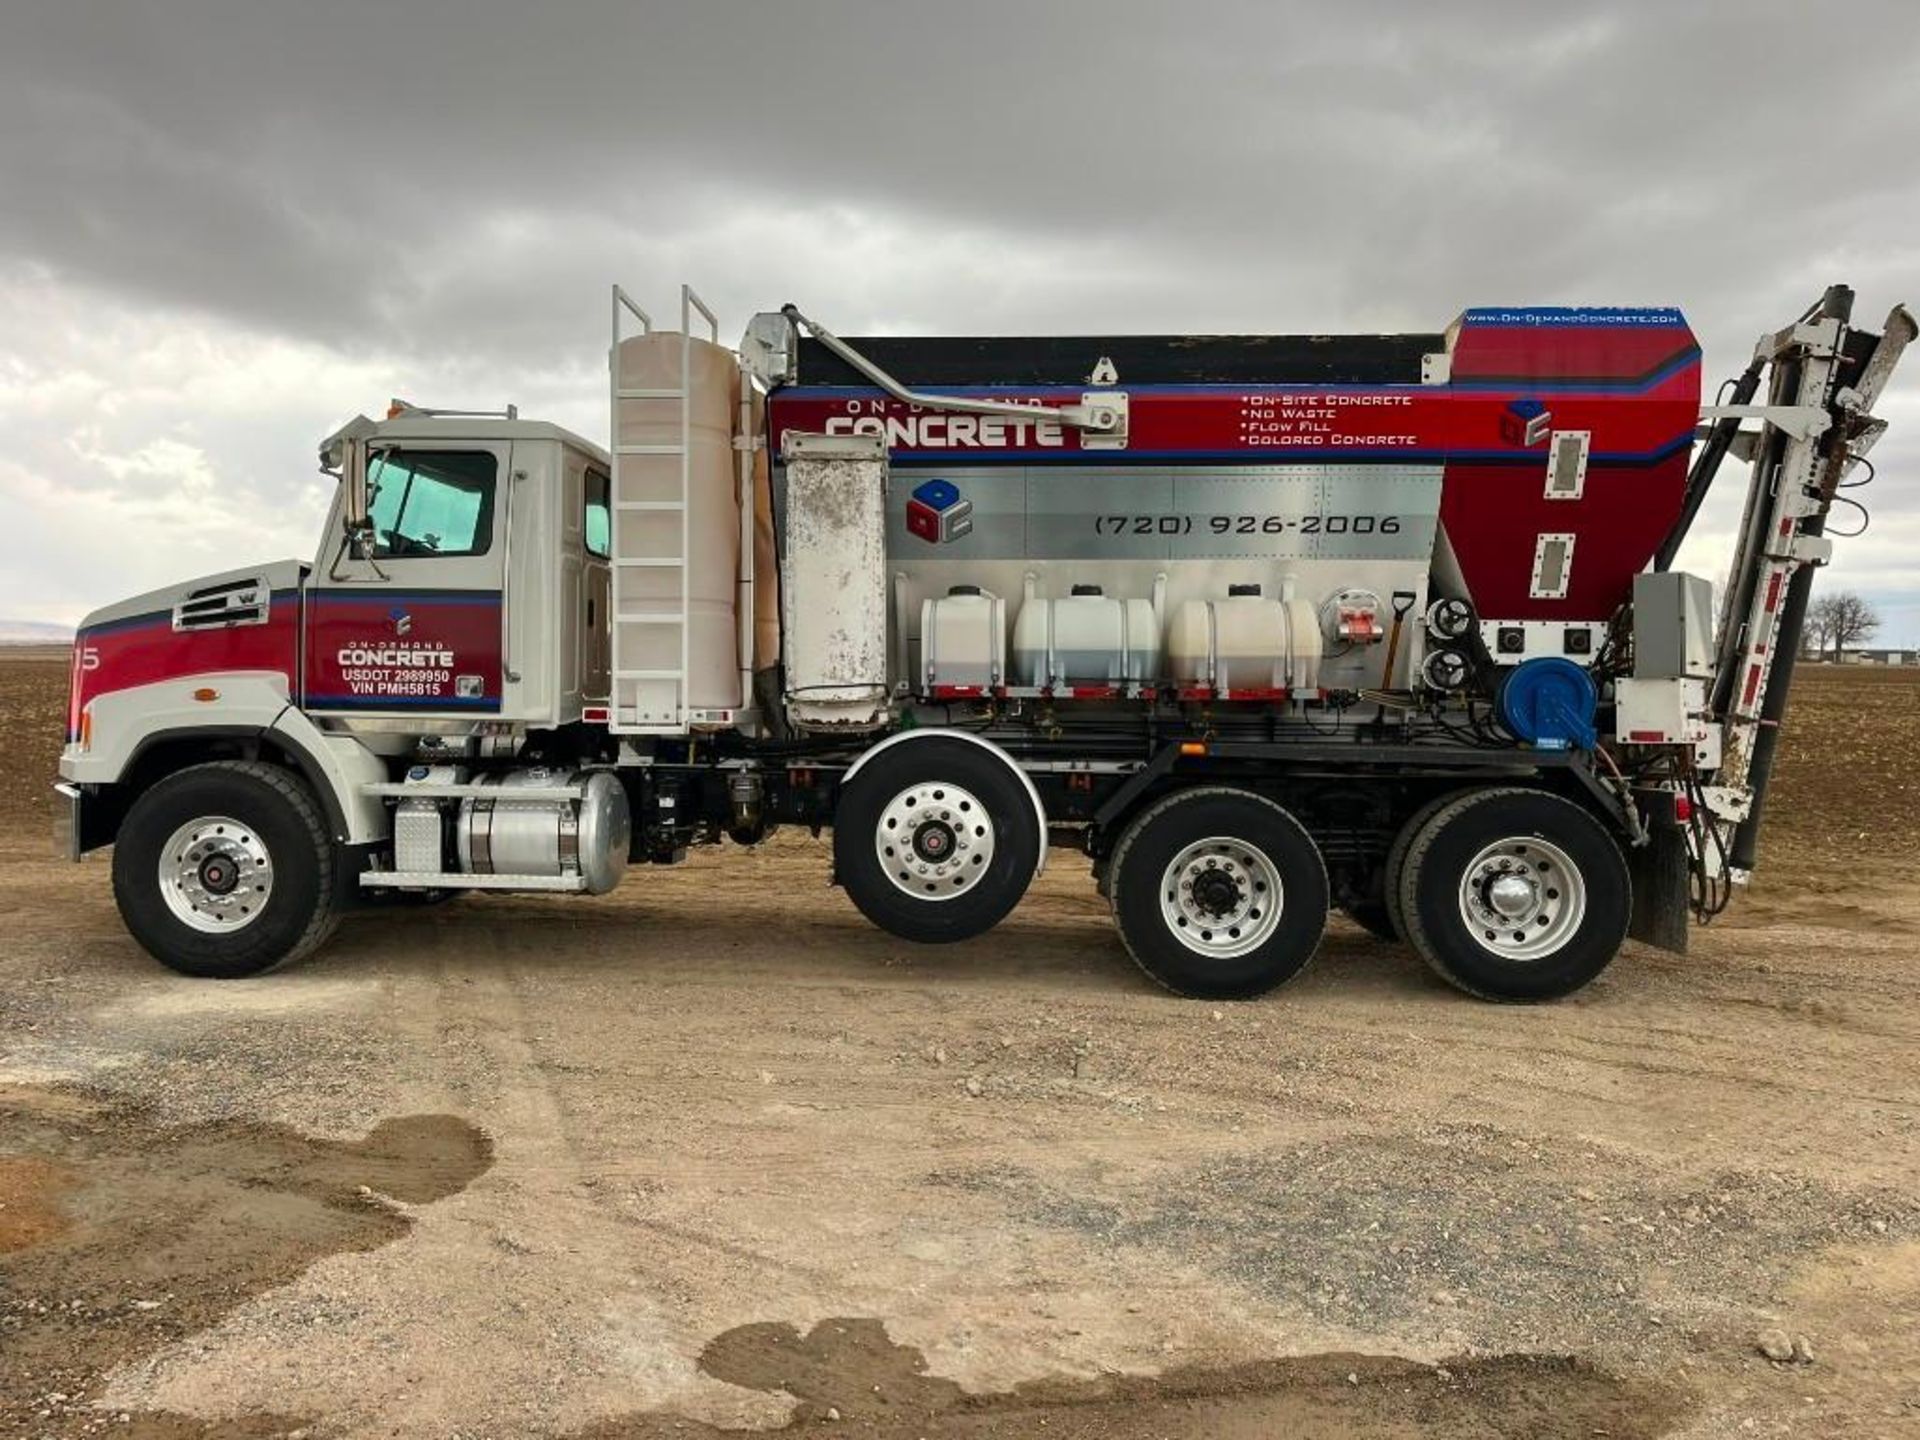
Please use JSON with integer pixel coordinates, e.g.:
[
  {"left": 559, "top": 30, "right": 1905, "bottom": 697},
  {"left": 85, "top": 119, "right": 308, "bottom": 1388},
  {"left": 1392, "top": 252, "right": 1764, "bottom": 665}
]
[
  {"left": 1011, "top": 579, "right": 1162, "bottom": 688},
  {"left": 1166, "top": 584, "right": 1322, "bottom": 693},
  {"left": 613, "top": 332, "right": 740, "bottom": 714}
]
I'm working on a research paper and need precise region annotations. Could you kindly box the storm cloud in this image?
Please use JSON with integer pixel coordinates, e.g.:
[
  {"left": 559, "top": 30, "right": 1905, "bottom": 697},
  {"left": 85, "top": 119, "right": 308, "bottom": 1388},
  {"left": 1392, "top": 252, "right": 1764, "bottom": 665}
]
[{"left": 4, "top": 1, "right": 1917, "bottom": 633}]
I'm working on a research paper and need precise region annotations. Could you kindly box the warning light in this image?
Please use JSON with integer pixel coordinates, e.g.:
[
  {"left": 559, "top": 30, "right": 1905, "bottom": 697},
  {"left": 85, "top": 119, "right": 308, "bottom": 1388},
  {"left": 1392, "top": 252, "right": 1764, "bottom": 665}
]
[{"left": 1178, "top": 741, "right": 1208, "bottom": 757}]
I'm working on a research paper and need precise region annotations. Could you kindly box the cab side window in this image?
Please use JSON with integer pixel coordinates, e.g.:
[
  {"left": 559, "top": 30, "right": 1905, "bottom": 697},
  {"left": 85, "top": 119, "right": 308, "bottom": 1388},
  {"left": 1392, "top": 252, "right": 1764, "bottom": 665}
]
[
  {"left": 585, "top": 468, "right": 612, "bottom": 559},
  {"left": 366, "top": 449, "right": 496, "bottom": 558}
]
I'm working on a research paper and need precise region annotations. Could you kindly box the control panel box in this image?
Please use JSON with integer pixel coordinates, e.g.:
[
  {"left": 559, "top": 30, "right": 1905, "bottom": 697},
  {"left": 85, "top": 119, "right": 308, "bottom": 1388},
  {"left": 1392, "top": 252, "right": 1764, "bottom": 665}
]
[{"left": 1633, "top": 571, "right": 1715, "bottom": 679}]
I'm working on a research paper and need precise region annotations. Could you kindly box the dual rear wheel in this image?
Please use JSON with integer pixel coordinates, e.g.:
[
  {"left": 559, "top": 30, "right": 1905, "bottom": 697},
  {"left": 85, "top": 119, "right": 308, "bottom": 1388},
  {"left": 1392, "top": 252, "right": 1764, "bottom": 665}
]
[
  {"left": 833, "top": 745, "right": 1332, "bottom": 1003},
  {"left": 1109, "top": 788, "right": 1329, "bottom": 1000},
  {"left": 1392, "top": 787, "right": 1630, "bottom": 1002},
  {"left": 1104, "top": 784, "right": 1628, "bottom": 1002}
]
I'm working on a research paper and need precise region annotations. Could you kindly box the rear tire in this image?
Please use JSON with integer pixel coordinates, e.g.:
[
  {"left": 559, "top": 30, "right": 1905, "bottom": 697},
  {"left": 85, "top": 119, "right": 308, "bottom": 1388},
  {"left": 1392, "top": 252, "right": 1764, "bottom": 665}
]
[
  {"left": 1397, "top": 787, "right": 1630, "bottom": 1002},
  {"left": 833, "top": 736, "right": 1042, "bottom": 944},
  {"left": 1109, "top": 787, "right": 1328, "bottom": 1000},
  {"left": 1382, "top": 790, "right": 1469, "bottom": 945},
  {"left": 112, "top": 760, "right": 340, "bottom": 978}
]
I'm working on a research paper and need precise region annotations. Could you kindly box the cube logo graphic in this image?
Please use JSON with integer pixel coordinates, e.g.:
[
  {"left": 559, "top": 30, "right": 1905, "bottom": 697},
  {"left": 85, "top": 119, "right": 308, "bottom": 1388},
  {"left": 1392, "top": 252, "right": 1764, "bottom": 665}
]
[
  {"left": 905, "top": 478, "right": 973, "bottom": 544},
  {"left": 1501, "top": 397, "right": 1553, "bottom": 447}
]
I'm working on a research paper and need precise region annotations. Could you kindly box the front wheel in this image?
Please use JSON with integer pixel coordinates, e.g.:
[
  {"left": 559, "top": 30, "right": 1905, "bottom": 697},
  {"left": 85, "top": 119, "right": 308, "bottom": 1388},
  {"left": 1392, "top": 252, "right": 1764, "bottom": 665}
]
[
  {"left": 1397, "top": 787, "right": 1630, "bottom": 1001},
  {"left": 1109, "top": 787, "right": 1329, "bottom": 1000},
  {"left": 111, "top": 760, "right": 341, "bottom": 978}
]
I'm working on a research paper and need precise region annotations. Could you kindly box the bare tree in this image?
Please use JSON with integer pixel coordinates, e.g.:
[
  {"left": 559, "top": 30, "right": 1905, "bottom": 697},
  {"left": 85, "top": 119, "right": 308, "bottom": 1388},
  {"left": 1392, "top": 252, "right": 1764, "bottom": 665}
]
[
  {"left": 1808, "top": 591, "right": 1881, "bottom": 660},
  {"left": 1803, "top": 601, "right": 1833, "bottom": 659}
]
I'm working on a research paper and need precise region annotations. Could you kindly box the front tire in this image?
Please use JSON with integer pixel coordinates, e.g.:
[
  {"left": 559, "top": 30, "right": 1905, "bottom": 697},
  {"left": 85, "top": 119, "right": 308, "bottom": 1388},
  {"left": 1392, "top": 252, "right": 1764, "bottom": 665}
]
[
  {"left": 833, "top": 736, "right": 1042, "bottom": 944},
  {"left": 1109, "top": 787, "right": 1329, "bottom": 1000},
  {"left": 1397, "top": 787, "right": 1630, "bottom": 1001},
  {"left": 112, "top": 760, "right": 340, "bottom": 978}
]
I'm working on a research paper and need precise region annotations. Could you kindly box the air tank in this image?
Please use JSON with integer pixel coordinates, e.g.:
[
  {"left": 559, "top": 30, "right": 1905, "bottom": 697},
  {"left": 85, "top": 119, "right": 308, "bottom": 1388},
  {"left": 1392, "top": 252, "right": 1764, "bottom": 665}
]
[
  {"left": 1166, "top": 583, "right": 1323, "bottom": 693},
  {"left": 1011, "top": 576, "right": 1163, "bottom": 688}
]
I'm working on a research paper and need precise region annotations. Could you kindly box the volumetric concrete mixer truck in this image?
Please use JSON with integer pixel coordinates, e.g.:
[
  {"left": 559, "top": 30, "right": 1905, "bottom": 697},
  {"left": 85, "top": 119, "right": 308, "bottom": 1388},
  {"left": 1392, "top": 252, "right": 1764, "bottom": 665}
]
[{"left": 54, "top": 284, "right": 1913, "bottom": 1001}]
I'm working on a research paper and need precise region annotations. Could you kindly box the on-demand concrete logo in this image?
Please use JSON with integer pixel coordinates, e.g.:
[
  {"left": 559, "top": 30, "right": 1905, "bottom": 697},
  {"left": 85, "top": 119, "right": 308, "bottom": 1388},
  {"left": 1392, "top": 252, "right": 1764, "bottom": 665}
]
[
  {"left": 906, "top": 479, "right": 973, "bottom": 544},
  {"left": 1502, "top": 398, "right": 1553, "bottom": 447}
]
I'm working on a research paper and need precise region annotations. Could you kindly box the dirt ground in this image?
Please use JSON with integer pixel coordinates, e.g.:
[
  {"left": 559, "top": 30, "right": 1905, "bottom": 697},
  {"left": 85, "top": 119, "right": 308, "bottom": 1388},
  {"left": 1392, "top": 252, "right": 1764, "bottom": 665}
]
[{"left": 2, "top": 650, "right": 1918, "bottom": 1438}]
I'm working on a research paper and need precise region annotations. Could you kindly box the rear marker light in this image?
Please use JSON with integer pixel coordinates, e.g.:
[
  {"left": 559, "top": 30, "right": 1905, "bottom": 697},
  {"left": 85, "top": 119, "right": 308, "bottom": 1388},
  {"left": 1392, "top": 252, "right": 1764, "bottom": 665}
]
[{"left": 1673, "top": 795, "right": 1694, "bottom": 823}]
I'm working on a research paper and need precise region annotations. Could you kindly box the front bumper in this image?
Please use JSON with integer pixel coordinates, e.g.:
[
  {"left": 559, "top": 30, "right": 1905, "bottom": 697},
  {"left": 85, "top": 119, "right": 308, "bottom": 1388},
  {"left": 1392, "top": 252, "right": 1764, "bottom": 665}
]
[{"left": 52, "top": 782, "right": 82, "bottom": 862}]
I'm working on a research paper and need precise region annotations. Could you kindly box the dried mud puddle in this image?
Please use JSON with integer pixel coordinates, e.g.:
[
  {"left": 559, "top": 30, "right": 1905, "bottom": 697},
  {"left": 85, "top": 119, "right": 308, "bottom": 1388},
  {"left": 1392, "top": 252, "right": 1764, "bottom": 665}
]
[
  {"left": 0, "top": 1084, "right": 491, "bottom": 1438},
  {"left": 575, "top": 1317, "right": 1689, "bottom": 1439}
]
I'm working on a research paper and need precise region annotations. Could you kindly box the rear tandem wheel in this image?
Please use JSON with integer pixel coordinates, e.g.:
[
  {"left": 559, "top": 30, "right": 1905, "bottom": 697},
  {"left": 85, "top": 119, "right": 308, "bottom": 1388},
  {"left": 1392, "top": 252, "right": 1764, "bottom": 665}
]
[
  {"left": 1108, "top": 787, "right": 1330, "bottom": 1000},
  {"left": 1396, "top": 787, "right": 1632, "bottom": 1002}
]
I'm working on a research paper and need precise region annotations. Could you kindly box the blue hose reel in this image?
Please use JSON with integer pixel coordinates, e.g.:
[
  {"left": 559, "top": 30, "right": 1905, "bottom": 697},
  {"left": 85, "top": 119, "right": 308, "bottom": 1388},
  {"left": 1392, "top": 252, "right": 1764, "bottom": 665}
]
[{"left": 1495, "top": 657, "right": 1598, "bottom": 751}]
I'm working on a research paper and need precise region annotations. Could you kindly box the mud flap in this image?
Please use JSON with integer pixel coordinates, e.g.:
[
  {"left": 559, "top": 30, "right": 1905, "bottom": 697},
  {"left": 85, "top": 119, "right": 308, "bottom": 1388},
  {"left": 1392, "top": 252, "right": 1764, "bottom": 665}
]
[{"left": 1627, "top": 823, "right": 1690, "bottom": 955}]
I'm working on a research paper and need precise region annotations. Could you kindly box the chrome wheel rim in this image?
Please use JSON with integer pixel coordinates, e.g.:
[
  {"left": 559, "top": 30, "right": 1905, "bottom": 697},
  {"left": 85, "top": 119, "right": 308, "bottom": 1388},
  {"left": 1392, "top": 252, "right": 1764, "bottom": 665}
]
[
  {"left": 1456, "top": 836, "right": 1584, "bottom": 961},
  {"left": 158, "top": 815, "right": 274, "bottom": 933},
  {"left": 1159, "top": 836, "right": 1283, "bottom": 958},
  {"left": 874, "top": 782, "right": 995, "bottom": 901}
]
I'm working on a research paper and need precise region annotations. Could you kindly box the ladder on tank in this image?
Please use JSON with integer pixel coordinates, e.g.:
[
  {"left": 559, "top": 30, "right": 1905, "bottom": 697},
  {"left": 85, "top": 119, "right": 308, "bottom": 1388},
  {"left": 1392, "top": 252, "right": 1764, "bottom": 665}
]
[{"left": 608, "top": 284, "right": 718, "bottom": 734}]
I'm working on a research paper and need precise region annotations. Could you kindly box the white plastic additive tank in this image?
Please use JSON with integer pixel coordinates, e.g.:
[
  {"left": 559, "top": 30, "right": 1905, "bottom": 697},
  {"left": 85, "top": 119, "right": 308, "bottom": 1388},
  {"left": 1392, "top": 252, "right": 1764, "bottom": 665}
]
[
  {"left": 1011, "top": 583, "right": 1161, "bottom": 688},
  {"left": 920, "top": 585, "right": 1007, "bottom": 690},
  {"left": 1166, "top": 585, "right": 1322, "bottom": 692},
  {"left": 613, "top": 332, "right": 739, "bottom": 716}
]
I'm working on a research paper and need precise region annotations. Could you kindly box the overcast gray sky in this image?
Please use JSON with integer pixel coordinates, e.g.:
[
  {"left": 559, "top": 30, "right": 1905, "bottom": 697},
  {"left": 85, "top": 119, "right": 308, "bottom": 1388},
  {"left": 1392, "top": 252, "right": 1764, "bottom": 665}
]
[{"left": 4, "top": 2, "right": 1917, "bottom": 638}]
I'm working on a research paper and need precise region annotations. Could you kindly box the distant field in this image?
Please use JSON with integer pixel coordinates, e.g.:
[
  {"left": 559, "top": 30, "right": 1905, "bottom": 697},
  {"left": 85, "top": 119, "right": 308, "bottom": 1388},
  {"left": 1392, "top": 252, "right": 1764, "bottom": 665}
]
[{"left": 1759, "top": 662, "right": 1920, "bottom": 883}]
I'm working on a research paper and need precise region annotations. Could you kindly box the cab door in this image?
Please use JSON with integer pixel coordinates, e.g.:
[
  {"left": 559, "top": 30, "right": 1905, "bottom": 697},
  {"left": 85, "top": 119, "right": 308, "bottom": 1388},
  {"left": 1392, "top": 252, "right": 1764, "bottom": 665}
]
[{"left": 304, "top": 443, "right": 510, "bottom": 719}]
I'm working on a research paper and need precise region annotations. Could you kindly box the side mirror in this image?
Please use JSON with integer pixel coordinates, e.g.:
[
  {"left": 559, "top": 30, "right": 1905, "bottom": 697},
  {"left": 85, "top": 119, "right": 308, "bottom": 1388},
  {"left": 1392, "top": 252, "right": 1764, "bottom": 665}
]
[
  {"left": 316, "top": 413, "right": 382, "bottom": 572},
  {"left": 342, "top": 438, "right": 376, "bottom": 558}
]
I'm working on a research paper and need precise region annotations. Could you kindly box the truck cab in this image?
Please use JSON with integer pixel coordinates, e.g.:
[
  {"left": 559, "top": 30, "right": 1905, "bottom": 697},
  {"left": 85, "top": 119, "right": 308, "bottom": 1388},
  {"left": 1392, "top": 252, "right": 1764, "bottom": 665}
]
[{"left": 57, "top": 408, "right": 620, "bottom": 974}]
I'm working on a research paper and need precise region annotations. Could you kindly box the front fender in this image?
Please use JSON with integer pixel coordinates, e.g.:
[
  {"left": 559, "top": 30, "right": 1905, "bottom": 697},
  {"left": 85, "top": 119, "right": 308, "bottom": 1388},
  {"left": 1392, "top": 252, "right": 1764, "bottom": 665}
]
[
  {"left": 60, "top": 672, "right": 293, "bottom": 786},
  {"left": 57, "top": 672, "right": 388, "bottom": 845},
  {"left": 269, "top": 707, "right": 387, "bottom": 843}
]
